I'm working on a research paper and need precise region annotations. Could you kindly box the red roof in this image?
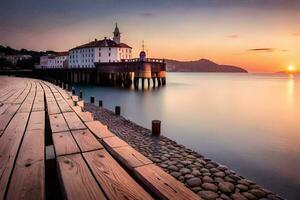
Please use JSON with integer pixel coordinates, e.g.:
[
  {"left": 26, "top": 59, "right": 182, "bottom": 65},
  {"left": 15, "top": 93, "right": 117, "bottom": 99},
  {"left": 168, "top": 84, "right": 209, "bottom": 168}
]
[{"left": 71, "top": 38, "right": 131, "bottom": 50}]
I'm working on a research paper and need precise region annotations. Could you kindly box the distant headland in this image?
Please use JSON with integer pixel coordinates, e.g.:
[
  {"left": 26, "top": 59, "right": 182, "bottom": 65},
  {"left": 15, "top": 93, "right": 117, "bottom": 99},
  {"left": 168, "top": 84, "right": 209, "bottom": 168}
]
[{"left": 166, "top": 59, "right": 248, "bottom": 73}]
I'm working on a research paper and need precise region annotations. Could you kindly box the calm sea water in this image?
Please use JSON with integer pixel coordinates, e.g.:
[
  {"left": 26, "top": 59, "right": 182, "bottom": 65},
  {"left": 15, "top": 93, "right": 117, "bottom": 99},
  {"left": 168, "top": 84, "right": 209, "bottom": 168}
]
[{"left": 74, "top": 73, "right": 300, "bottom": 199}]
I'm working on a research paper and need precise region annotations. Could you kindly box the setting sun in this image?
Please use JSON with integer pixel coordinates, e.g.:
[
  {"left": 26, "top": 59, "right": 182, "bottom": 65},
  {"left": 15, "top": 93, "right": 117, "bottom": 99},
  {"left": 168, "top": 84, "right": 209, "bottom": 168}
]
[{"left": 287, "top": 65, "right": 295, "bottom": 72}]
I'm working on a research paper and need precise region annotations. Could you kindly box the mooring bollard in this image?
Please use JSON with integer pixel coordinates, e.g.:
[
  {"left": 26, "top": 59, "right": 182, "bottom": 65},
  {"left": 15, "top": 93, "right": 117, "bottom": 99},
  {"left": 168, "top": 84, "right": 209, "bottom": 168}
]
[
  {"left": 79, "top": 90, "right": 83, "bottom": 99},
  {"left": 152, "top": 120, "right": 161, "bottom": 136},
  {"left": 72, "top": 87, "right": 75, "bottom": 95},
  {"left": 98, "top": 100, "right": 103, "bottom": 107},
  {"left": 115, "top": 106, "right": 121, "bottom": 115},
  {"left": 90, "top": 96, "right": 95, "bottom": 104}
]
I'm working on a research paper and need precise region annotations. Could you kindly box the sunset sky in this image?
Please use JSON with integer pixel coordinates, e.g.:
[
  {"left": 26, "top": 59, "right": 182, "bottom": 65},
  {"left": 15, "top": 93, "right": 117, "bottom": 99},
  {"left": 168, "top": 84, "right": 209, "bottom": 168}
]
[{"left": 0, "top": 0, "right": 299, "bottom": 72}]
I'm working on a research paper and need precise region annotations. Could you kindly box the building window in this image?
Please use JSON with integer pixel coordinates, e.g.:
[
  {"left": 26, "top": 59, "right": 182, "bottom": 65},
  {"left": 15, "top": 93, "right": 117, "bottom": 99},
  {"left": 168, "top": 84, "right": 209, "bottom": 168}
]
[
  {"left": 99, "top": 53, "right": 101, "bottom": 57},
  {"left": 108, "top": 53, "right": 111, "bottom": 57},
  {"left": 109, "top": 47, "right": 111, "bottom": 51}
]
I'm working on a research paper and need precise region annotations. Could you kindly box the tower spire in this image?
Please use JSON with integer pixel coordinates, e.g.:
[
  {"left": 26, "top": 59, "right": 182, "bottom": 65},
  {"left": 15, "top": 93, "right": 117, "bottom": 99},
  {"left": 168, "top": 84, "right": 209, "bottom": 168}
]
[
  {"left": 142, "top": 40, "right": 145, "bottom": 51},
  {"left": 113, "top": 23, "right": 121, "bottom": 44}
]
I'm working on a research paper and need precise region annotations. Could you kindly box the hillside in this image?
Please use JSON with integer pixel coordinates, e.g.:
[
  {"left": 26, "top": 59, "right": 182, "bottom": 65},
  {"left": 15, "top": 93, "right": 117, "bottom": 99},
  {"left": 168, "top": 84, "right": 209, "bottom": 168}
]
[{"left": 166, "top": 59, "right": 248, "bottom": 73}]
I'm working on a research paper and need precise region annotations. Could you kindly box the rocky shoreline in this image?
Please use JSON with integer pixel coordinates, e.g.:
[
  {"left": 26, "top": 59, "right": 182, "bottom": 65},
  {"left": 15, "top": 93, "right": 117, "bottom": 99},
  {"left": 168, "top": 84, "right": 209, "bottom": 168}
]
[{"left": 84, "top": 103, "right": 284, "bottom": 200}]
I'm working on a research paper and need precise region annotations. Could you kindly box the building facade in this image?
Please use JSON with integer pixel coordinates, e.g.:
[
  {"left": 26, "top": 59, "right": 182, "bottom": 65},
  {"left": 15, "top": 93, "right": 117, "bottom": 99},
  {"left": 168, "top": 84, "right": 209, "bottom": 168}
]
[
  {"left": 39, "top": 52, "right": 68, "bottom": 69},
  {"left": 68, "top": 24, "right": 132, "bottom": 68}
]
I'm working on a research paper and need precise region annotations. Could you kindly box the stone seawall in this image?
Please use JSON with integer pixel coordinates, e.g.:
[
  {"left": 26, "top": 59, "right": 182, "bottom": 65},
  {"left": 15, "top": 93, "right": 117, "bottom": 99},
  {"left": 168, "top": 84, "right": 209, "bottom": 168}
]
[{"left": 85, "top": 103, "right": 284, "bottom": 200}]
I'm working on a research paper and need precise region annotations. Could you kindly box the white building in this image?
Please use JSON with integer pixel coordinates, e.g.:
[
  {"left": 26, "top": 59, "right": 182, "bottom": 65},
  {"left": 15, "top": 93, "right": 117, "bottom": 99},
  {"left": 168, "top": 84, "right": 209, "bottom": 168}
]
[
  {"left": 39, "top": 52, "right": 68, "bottom": 69},
  {"left": 68, "top": 24, "right": 132, "bottom": 68}
]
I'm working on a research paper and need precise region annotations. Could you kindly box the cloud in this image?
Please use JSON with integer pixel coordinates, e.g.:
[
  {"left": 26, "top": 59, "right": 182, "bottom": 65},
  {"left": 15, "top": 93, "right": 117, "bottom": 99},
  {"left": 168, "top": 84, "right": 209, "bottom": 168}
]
[
  {"left": 248, "top": 48, "right": 275, "bottom": 52},
  {"left": 227, "top": 35, "right": 239, "bottom": 39},
  {"left": 140, "top": 12, "right": 155, "bottom": 17}
]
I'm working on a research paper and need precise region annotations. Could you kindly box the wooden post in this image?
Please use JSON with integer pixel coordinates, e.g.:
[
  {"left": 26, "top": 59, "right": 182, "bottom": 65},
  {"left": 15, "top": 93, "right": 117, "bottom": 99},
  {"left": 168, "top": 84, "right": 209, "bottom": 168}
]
[
  {"left": 152, "top": 120, "right": 161, "bottom": 136},
  {"left": 115, "top": 106, "right": 121, "bottom": 115},
  {"left": 79, "top": 90, "right": 83, "bottom": 99},
  {"left": 72, "top": 87, "right": 75, "bottom": 95},
  {"left": 90, "top": 96, "right": 95, "bottom": 104},
  {"left": 98, "top": 100, "right": 103, "bottom": 107}
]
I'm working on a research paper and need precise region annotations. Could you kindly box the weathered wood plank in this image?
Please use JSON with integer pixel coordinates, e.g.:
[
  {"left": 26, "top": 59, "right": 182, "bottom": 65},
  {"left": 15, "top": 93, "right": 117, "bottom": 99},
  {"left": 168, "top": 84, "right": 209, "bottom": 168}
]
[
  {"left": 109, "top": 145, "right": 153, "bottom": 170},
  {"left": 73, "top": 106, "right": 94, "bottom": 122},
  {"left": 134, "top": 164, "right": 202, "bottom": 200},
  {"left": 57, "top": 154, "right": 107, "bottom": 200},
  {"left": 83, "top": 150, "right": 153, "bottom": 200},
  {"left": 0, "top": 112, "right": 30, "bottom": 199},
  {"left": 49, "top": 113, "right": 69, "bottom": 133},
  {"left": 26, "top": 111, "right": 45, "bottom": 131},
  {"left": 52, "top": 131, "right": 80, "bottom": 156},
  {"left": 0, "top": 104, "right": 20, "bottom": 135},
  {"left": 63, "top": 112, "right": 86, "bottom": 130},
  {"left": 85, "top": 121, "right": 115, "bottom": 139},
  {"left": 6, "top": 130, "right": 45, "bottom": 200},
  {"left": 47, "top": 100, "right": 61, "bottom": 115},
  {"left": 71, "top": 129, "right": 103, "bottom": 152},
  {"left": 103, "top": 136, "right": 129, "bottom": 148}
]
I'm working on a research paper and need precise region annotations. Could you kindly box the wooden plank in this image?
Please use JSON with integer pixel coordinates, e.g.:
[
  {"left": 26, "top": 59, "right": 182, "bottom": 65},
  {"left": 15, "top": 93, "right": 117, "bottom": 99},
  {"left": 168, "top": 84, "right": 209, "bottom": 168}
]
[
  {"left": 71, "top": 129, "right": 103, "bottom": 152},
  {"left": 49, "top": 113, "right": 69, "bottom": 133},
  {"left": 83, "top": 150, "right": 153, "bottom": 200},
  {"left": 77, "top": 100, "right": 84, "bottom": 108},
  {"left": 109, "top": 145, "right": 153, "bottom": 170},
  {"left": 85, "top": 121, "right": 115, "bottom": 139},
  {"left": 32, "top": 89, "right": 45, "bottom": 112},
  {"left": 0, "top": 104, "right": 9, "bottom": 115},
  {"left": 103, "top": 136, "right": 129, "bottom": 149},
  {"left": 26, "top": 111, "right": 45, "bottom": 131},
  {"left": 73, "top": 106, "right": 94, "bottom": 122},
  {"left": 134, "top": 164, "right": 201, "bottom": 200},
  {"left": 0, "top": 104, "right": 20, "bottom": 135},
  {"left": 47, "top": 100, "right": 61, "bottom": 115},
  {"left": 0, "top": 112, "right": 30, "bottom": 199},
  {"left": 6, "top": 130, "right": 45, "bottom": 200},
  {"left": 52, "top": 131, "right": 80, "bottom": 156},
  {"left": 57, "top": 154, "right": 107, "bottom": 200},
  {"left": 57, "top": 100, "right": 73, "bottom": 113},
  {"left": 63, "top": 112, "right": 86, "bottom": 130}
]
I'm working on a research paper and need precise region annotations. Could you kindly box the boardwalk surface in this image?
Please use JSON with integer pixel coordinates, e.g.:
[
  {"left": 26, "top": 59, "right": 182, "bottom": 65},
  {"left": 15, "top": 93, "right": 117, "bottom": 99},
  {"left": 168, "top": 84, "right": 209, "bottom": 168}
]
[{"left": 0, "top": 76, "right": 201, "bottom": 200}]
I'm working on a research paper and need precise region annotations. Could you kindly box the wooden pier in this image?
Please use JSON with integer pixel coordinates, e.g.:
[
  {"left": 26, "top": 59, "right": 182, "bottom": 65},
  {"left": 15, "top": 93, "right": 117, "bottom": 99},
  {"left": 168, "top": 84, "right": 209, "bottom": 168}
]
[
  {"left": 0, "top": 76, "right": 199, "bottom": 200},
  {"left": 34, "top": 57, "right": 166, "bottom": 90}
]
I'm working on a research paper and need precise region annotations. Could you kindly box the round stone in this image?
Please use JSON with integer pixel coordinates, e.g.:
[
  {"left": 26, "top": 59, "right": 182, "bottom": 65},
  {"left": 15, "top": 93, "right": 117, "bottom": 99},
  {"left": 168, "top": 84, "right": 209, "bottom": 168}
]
[
  {"left": 231, "top": 193, "right": 248, "bottom": 200},
  {"left": 192, "top": 169, "right": 201, "bottom": 176},
  {"left": 170, "top": 171, "right": 181, "bottom": 178},
  {"left": 218, "top": 182, "right": 235, "bottom": 193},
  {"left": 191, "top": 186, "right": 202, "bottom": 193},
  {"left": 210, "top": 168, "right": 219, "bottom": 173},
  {"left": 214, "top": 171, "right": 226, "bottom": 177},
  {"left": 198, "top": 191, "right": 219, "bottom": 200},
  {"left": 241, "top": 192, "right": 257, "bottom": 200},
  {"left": 249, "top": 189, "right": 267, "bottom": 198},
  {"left": 214, "top": 177, "right": 224, "bottom": 183},
  {"left": 184, "top": 174, "right": 194, "bottom": 179},
  {"left": 168, "top": 165, "right": 179, "bottom": 171},
  {"left": 186, "top": 177, "right": 202, "bottom": 187},
  {"left": 179, "top": 168, "right": 191, "bottom": 175},
  {"left": 202, "top": 183, "right": 218, "bottom": 192},
  {"left": 202, "top": 176, "right": 214, "bottom": 183},
  {"left": 238, "top": 179, "right": 251, "bottom": 186},
  {"left": 200, "top": 168, "right": 209, "bottom": 173},
  {"left": 220, "top": 194, "right": 231, "bottom": 200},
  {"left": 236, "top": 184, "right": 248, "bottom": 191}
]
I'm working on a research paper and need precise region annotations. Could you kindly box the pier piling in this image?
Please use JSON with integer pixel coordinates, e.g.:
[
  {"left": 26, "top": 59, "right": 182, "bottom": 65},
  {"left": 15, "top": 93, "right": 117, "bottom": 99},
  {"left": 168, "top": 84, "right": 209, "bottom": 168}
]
[
  {"left": 79, "top": 90, "right": 83, "bottom": 99},
  {"left": 72, "top": 87, "right": 75, "bottom": 95},
  {"left": 98, "top": 100, "right": 103, "bottom": 107},
  {"left": 152, "top": 120, "right": 161, "bottom": 136},
  {"left": 115, "top": 106, "right": 121, "bottom": 115},
  {"left": 90, "top": 96, "right": 95, "bottom": 104}
]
